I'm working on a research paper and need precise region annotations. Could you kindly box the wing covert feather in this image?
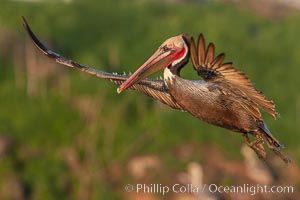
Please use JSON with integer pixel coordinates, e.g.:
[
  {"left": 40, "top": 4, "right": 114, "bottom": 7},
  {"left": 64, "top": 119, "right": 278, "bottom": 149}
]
[{"left": 190, "top": 34, "right": 278, "bottom": 118}]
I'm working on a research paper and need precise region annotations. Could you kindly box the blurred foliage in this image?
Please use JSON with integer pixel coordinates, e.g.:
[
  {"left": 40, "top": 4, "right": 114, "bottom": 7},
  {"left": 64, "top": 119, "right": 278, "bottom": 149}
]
[{"left": 0, "top": 0, "right": 300, "bottom": 199}]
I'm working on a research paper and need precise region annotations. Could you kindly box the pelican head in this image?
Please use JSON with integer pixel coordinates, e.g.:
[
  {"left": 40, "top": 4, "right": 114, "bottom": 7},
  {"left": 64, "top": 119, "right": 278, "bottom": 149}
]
[{"left": 117, "top": 34, "right": 190, "bottom": 93}]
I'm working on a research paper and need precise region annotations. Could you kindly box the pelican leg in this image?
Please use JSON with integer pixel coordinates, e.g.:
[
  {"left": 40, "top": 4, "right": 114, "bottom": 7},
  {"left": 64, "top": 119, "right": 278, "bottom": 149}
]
[
  {"left": 259, "top": 134, "right": 292, "bottom": 165},
  {"left": 269, "top": 146, "right": 291, "bottom": 164},
  {"left": 243, "top": 133, "right": 266, "bottom": 160}
]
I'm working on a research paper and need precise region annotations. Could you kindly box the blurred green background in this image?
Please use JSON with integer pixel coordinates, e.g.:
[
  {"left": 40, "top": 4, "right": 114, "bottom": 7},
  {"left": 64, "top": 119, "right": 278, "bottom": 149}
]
[{"left": 0, "top": 0, "right": 299, "bottom": 199}]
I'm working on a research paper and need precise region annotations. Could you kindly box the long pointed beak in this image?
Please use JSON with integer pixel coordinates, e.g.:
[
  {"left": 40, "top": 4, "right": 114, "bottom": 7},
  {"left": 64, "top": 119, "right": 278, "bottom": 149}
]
[{"left": 117, "top": 49, "right": 173, "bottom": 93}]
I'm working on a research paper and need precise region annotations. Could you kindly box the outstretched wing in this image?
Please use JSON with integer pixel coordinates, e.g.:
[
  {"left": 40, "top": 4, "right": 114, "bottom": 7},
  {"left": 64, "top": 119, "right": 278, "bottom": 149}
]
[
  {"left": 22, "top": 17, "right": 183, "bottom": 110},
  {"left": 190, "top": 34, "right": 278, "bottom": 119}
]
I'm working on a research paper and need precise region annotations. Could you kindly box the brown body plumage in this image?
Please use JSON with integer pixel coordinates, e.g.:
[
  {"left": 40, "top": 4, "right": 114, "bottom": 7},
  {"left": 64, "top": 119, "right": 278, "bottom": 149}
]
[{"left": 22, "top": 17, "right": 290, "bottom": 164}]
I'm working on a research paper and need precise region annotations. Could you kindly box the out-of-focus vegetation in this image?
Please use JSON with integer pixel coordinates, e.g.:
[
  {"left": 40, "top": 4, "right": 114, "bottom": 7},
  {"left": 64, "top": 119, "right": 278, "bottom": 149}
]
[{"left": 0, "top": 0, "right": 299, "bottom": 199}]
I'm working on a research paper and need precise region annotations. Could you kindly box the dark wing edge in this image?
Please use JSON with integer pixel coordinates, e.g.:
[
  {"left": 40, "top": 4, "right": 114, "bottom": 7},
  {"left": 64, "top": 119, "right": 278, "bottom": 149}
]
[
  {"left": 21, "top": 17, "right": 183, "bottom": 110},
  {"left": 190, "top": 34, "right": 278, "bottom": 119}
]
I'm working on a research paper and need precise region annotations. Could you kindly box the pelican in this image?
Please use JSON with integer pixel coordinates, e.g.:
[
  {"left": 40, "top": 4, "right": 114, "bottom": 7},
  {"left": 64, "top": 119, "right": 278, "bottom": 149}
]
[{"left": 22, "top": 17, "right": 291, "bottom": 164}]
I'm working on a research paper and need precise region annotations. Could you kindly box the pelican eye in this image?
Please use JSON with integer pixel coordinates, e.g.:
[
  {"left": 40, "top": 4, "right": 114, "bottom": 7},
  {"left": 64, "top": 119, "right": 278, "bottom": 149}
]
[{"left": 161, "top": 45, "right": 170, "bottom": 52}]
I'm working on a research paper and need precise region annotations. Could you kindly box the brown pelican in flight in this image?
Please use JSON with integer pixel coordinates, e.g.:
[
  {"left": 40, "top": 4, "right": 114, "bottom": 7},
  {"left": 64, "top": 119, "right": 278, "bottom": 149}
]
[{"left": 22, "top": 17, "right": 291, "bottom": 164}]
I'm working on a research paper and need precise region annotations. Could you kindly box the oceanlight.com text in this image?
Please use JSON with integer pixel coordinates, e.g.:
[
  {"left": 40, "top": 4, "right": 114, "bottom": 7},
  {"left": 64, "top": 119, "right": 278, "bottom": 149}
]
[{"left": 124, "top": 183, "right": 294, "bottom": 196}]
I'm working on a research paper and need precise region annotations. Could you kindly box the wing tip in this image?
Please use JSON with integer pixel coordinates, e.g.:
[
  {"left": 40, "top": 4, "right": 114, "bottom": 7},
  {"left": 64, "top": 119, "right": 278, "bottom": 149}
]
[
  {"left": 198, "top": 33, "right": 204, "bottom": 41},
  {"left": 21, "top": 16, "right": 27, "bottom": 28},
  {"left": 22, "top": 16, "right": 50, "bottom": 56},
  {"left": 190, "top": 36, "right": 199, "bottom": 68}
]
